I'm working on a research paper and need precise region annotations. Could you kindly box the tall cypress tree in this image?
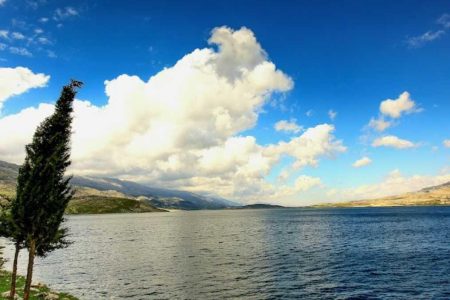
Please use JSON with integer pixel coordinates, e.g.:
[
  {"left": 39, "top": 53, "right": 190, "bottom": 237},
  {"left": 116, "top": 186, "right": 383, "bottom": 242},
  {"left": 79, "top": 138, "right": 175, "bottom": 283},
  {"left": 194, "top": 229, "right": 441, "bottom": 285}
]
[{"left": 13, "top": 80, "right": 82, "bottom": 300}]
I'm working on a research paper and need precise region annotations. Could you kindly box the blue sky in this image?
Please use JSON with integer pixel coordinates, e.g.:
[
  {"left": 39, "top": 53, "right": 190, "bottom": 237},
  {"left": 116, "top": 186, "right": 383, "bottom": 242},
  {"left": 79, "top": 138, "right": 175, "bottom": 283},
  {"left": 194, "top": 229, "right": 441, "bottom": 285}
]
[{"left": 0, "top": 0, "right": 449, "bottom": 205}]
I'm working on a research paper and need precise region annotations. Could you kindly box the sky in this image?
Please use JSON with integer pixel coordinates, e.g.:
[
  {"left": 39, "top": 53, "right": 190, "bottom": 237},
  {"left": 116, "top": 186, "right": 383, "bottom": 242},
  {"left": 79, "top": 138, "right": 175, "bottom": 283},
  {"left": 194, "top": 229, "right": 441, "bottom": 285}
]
[{"left": 0, "top": 0, "right": 449, "bottom": 206}]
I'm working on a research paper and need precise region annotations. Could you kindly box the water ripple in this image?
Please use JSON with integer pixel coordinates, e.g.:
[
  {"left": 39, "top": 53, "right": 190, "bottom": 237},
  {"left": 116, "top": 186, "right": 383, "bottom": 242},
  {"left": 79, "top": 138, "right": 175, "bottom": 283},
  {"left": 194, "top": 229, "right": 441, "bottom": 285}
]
[{"left": 2, "top": 207, "right": 450, "bottom": 299}]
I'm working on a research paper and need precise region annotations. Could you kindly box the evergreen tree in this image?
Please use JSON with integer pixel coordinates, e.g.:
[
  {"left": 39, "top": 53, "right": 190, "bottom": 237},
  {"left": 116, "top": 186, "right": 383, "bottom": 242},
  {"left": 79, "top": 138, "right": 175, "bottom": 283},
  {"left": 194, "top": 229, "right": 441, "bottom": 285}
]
[
  {"left": 12, "top": 80, "right": 82, "bottom": 300},
  {"left": 0, "top": 200, "right": 25, "bottom": 299}
]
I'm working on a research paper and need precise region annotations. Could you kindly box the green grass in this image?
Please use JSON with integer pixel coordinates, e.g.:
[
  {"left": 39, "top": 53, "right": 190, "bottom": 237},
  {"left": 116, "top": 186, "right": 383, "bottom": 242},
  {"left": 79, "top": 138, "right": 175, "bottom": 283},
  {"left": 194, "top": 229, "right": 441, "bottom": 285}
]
[
  {"left": 66, "top": 195, "right": 166, "bottom": 214},
  {"left": 0, "top": 270, "right": 78, "bottom": 300}
]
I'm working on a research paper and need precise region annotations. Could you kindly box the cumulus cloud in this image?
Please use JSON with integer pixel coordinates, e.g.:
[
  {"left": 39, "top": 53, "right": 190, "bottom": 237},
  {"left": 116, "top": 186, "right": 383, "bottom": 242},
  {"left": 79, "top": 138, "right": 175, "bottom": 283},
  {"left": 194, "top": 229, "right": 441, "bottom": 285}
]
[
  {"left": 365, "top": 91, "right": 418, "bottom": 135},
  {"left": 0, "top": 27, "right": 345, "bottom": 203},
  {"left": 327, "top": 169, "right": 450, "bottom": 201},
  {"left": 268, "top": 124, "right": 346, "bottom": 169},
  {"left": 0, "top": 103, "right": 54, "bottom": 162},
  {"left": 444, "top": 139, "right": 450, "bottom": 148},
  {"left": 372, "top": 135, "right": 415, "bottom": 149},
  {"left": 0, "top": 66, "right": 50, "bottom": 111},
  {"left": 274, "top": 119, "right": 302, "bottom": 134},
  {"left": 379, "top": 91, "right": 418, "bottom": 118},
  {"left": 352, "top": 156, "right": 372, "bottom": 168}
]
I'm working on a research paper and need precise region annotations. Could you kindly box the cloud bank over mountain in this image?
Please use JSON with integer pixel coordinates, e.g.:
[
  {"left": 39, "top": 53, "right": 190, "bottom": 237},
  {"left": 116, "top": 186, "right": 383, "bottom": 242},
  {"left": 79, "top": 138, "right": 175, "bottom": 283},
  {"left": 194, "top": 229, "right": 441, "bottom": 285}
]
[{"left": 0, "top": 26, "right": 345, "bottom": 204}]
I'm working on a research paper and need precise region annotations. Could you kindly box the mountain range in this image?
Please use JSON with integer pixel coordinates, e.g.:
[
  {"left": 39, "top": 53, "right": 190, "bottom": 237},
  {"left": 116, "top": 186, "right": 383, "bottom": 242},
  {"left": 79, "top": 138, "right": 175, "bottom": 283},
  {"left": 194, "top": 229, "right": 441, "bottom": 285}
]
[
  {"left": 316, "top": 181, "right": 450, "bottom": 207},
  {"left": 2, "top": 159, "right": 449, "bottom": 211},
  {"left": 0, "top": 160, "right": 239, "bottom": 211}
]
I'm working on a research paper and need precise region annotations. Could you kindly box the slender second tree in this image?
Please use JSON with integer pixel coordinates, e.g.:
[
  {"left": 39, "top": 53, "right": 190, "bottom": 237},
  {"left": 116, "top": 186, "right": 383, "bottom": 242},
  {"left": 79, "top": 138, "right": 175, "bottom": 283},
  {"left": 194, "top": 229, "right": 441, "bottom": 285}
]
[
  {"left": 0, "top": 200, "right": 25, "bottom": 299},
  {"left": 12, "top": 80, "right": 82, "bottom": 300}
]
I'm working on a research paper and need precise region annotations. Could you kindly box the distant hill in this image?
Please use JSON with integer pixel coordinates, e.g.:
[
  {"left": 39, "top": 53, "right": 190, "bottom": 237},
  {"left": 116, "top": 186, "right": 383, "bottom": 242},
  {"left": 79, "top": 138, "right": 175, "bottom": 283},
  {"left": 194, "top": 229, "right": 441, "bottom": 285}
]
[
  {"left": 66, "top": 196, "right": 166, "bottom": 214},
  {"left": 0, "top": 160, "right": 19, "bottom": 183},
  {"left": 317, "top": 181, "right": 450, "bottom": 207},
  {"left": 233, "top": 204, "right": 285, "bottom": 209},
  {"left": 0, "top": 160, "right": 239, "bottom": 211}
]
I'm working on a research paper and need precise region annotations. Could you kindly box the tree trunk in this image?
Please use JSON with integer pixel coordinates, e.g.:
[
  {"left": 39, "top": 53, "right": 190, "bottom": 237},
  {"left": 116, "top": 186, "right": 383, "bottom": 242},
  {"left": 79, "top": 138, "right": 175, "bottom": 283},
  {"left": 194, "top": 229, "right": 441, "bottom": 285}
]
[
  {"left": 9, "top": 242, "right": 20, "bottom": 299},
  {"left": 23, "top": 239, "right": 36, "bottom": 300}
]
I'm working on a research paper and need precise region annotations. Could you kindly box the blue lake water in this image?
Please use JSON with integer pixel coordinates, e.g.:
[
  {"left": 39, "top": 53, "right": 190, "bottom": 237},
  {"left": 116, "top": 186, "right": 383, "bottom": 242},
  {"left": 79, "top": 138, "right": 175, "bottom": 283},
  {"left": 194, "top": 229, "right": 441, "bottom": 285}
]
[{"left": 3, "top": 206, "right": 450, "bottom": 299}]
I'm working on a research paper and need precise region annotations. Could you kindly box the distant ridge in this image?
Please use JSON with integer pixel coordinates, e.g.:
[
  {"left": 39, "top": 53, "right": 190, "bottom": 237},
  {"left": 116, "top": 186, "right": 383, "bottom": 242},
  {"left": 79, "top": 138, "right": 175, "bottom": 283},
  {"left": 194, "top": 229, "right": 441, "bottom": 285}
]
[
  {"left": 316, "top": 181, "right": 450, "bottom": 207},
  {"left": 232, "top": 204, "right": 285, "bottom": 209},
  {"left": 70, "top": 176, "right": 239, "bottom": 210},
  {"left": 0, "top": 159, "right": 239, "bottom": 210}
]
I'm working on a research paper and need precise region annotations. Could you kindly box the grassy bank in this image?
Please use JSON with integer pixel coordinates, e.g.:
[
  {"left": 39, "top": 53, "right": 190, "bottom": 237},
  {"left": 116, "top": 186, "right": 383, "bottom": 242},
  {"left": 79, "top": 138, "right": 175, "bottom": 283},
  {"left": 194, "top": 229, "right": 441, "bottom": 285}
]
[{"left": 0, "top": 270, "right": 78, "bottom": 300}]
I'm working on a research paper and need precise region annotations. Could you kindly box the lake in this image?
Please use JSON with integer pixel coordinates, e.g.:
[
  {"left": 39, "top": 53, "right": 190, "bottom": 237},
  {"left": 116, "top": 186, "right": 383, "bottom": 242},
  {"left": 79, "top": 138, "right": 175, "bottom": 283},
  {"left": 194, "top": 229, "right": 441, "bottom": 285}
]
[{"left": 2, "top": 207, "right": 450, "bottom": 299}]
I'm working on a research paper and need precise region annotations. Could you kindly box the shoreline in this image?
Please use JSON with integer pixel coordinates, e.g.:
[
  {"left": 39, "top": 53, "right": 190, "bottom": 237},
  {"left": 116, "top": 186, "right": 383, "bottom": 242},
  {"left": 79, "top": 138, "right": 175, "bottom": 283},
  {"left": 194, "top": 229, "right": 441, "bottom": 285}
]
[{"left": 0, "top": 270, "right": 78, "bottom": 300}]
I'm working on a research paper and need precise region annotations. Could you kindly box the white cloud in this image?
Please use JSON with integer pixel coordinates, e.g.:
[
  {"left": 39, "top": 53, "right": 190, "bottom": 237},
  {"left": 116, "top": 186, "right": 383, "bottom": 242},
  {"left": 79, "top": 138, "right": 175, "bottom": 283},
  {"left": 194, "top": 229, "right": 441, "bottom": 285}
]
[
  {"left": 268, "top": 124, "right": 346, "bottom": 169},
  {"left": 293, "top": 175, "right": 321, "bottom": 192},
  {"left": 379, "top": 91, "right": 418, "bottom": 118},
  {"left": 327, "top": 169, "right": 450, "bottom": 201},
  {"left": 47, "top": 50, "right": 56, "bottom": 58},
  {"left": 0, "top": 103, "right": 54, "bottom": 162},
  {"left": 0, "top": 67, "right": 50, "bottom": 111},
  {"left": 406, "top": 30, "right": 445, "bottom": 48},
  {"left": 368, "top": 117, "right": 392, "bottom": 132},
  {"left": 9, "top": 47, "right": 32, "bottom": 57},
  {"left": 0, "top": 0, "right": 5, "bottom": 6},
  {"left": 11, "top": 32, "right": 25, "bottom": 40},
  {"left": 0, "top": 43, "right": 6, "bottom": 50},
  {"left": 443, "top": 139, "right": 450, "bottom": 148},
  {"left": 328, "top": 109, "right": 337, "bottom": 121},
  {"left": 274, "top": 119, "right": 302, "bottom": 134},
  {"left": 365, "top": 91, "right": 419, "bottom": 136},
  {"left": 372, "top": 135, "right": 415, "bottom": 149},
  {"left": 352, "top": 156, "right": 372, "bottom": 168},
  {"left": 0, "top": 30, "right": 8, "bottom": 39},
  {"left": 54, "top": 7, "right": 79, "bottom": 21},
  {"left": 305, "top": 109, "right": 313, "bottom": 117},
  {"left": 0, "top": 27, "right": 345, "bottom": 203},
  {"left": 39, "top": 17, "right": 49, "bottom": 23},
  {"left": 437, "top": 14, "right": 450, "bottom": 29},
  {"left": 38, "top": 37, "right": 51, "bottom": 44}
]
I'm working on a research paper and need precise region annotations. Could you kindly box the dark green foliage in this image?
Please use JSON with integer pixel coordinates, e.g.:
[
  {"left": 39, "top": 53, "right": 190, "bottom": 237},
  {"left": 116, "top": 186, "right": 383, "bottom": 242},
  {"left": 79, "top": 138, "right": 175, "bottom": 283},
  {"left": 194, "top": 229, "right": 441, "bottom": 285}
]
[
  {"left": 13, "top": 80, "right": 81, "bottom": 256},
  {"left": 11, "top": 80, "right": 81, "bottom": 299}
]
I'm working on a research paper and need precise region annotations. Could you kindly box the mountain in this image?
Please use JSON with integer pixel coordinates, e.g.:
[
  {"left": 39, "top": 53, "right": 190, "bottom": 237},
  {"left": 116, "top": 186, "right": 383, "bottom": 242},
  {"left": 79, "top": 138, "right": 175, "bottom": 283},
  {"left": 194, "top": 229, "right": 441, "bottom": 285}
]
[
  {"left": 0, "top": 160, "right": 239, "bottom": 210},
  {"left": 316, "top": 182, "right": 450, "bottom": 207},
  {"left": 0, "top": 161, "right": 18, "bottom": 200},
  {"left": 70, "top": 176, "right": 239, "bottom": 209},
  {"left": 0, "top": 160, "right": 19, "bottom": 183}
]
